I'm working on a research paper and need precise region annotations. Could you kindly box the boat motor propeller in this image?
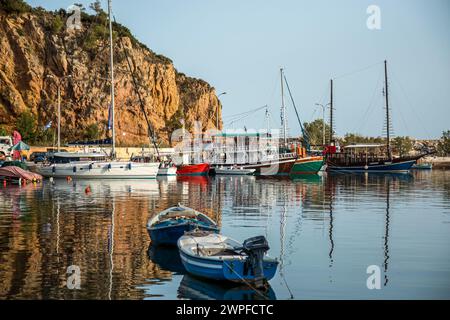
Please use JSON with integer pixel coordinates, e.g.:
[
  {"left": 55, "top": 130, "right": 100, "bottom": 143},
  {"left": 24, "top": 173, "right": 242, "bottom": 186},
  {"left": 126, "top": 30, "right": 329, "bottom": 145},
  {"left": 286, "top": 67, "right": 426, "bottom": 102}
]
[{"left": 242, "top": 236, "right": 270, "bottom": 288}]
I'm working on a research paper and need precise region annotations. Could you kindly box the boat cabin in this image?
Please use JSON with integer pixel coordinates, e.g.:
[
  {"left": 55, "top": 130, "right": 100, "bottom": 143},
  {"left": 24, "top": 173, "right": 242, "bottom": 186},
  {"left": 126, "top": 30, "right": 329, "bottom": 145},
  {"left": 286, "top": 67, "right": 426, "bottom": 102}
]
[
  {"left": 48, "top": 152, "right": 107, "bottom": 164},
  {"left": 327, "top": 144, "right": 391, "bottom": 165}
]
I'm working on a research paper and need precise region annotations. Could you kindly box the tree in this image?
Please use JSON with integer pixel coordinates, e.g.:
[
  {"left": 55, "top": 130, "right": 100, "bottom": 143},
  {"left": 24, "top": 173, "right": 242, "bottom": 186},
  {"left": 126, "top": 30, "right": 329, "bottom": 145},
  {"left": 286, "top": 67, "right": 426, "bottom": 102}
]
[
  {"left": 84, "top": 123, "right": 99, "bottom": 140},
  {"left": 437, "top": 130, "right": 450, "bottom": 156},
  {"left": 342, "top": 133, "right": 384, "bottom": 145},
  {"left": 16, "top": 112, "right": 37, "bottom": 142},
  {"left": 303, "top": 119, "right": 331, "bottom": 147},
  {"left": 392, "top": 136, "right": 413, "bottom": 156},
  {"left": 0, "top": 0, "right": 31, "bottom": 14}
]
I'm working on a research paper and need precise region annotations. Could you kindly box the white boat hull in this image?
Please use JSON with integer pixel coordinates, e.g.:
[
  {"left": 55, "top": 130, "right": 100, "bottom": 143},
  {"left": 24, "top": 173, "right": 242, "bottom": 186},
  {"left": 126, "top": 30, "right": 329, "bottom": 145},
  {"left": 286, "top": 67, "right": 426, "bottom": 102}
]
[
  {"left": 157, "top": 167, "right": 177, "bottom": 176},
  {"left": 34, "top": 161, "right": 159, "bottom": 179}
]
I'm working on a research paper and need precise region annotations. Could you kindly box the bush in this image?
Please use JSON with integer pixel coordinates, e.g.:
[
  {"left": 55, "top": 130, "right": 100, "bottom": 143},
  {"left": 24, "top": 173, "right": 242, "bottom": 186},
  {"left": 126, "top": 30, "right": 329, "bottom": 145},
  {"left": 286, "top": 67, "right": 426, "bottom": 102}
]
[
  {"left": 392, "top": 136, "right": 413, "bottom": 156},
  {"left": 0, "top": 0, "right": 31, "bottom": 14},
  {"left": 49, "top": 15, "right": 64, "bottom": 33}
]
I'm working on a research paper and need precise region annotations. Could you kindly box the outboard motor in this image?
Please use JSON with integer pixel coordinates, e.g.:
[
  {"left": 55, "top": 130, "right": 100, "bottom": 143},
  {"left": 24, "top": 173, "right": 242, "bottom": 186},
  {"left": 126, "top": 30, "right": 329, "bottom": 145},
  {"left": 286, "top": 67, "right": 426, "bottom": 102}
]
[{"left": 242, "top": 236, "right": 270, "bottom": 288}]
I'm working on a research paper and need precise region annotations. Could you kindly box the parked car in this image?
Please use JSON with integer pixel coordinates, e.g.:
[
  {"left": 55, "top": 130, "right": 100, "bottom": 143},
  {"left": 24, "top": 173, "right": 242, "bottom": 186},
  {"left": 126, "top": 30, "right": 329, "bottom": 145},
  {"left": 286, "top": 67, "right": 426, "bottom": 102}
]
[
  {"left": 29, "top": 152, "right": 48, "bottom": 163},
  {"left": 0, "top": 136, "right": 13, "bottom": 159}
]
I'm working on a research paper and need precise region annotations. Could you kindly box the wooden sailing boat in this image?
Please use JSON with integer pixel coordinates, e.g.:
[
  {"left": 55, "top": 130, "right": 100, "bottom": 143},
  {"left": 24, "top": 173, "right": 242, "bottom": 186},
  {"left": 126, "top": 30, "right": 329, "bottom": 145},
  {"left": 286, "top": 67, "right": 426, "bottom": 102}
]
[{"left": 326, "top": 60, "right": 428, "bottom": 173}]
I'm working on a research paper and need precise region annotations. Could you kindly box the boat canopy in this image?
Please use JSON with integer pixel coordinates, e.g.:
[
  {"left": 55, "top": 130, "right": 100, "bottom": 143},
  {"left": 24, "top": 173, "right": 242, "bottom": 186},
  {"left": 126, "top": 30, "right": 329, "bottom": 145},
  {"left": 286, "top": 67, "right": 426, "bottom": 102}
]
[
  {"left": 344, "top": 144, "right": 385, "bottom": 149},
  {"left": 53, "top": 152, "right": 106, "bottom": 158}
]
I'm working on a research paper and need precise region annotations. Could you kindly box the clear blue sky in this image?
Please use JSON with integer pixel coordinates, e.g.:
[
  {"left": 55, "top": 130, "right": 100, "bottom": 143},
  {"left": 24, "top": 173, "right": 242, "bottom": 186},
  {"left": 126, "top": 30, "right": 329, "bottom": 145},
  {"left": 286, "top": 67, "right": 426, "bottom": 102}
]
[{"left": 27, "top": 0, "right": 450, "bottom": 139}]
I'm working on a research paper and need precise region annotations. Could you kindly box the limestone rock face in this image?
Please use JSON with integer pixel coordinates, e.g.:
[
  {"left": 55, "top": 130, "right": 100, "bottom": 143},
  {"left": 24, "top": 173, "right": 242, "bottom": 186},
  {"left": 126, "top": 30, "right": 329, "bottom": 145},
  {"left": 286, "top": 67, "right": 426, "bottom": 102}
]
[{"left": 0, "top": 9, "right": 222, "bottom": 146}]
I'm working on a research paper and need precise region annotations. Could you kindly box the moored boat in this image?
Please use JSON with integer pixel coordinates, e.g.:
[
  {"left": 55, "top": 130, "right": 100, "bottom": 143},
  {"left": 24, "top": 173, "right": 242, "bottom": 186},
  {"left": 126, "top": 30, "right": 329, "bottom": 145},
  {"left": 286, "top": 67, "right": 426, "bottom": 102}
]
[
  {"left": 412, "top": 163, "right": 433, "bottom": 170},
  {"left": 177, "top": 163, "right": 210, "bottom": 176},
  {"left": 147, "top": 204, "right": 219, "bottom": 245},
  {"left": 157, "top": 165, "right": 177, "bottom": 176},
  {"left": 178, "top": 232, "right": 278, "bottom": 288},
  {"left": 214, "top": 166, "right": 255, "bottom": 175},
  {"left": 34, "top": 152, "right": 159, "bottom": 179},
  {"left": 325, "top": 61, "right": 429, "bottom": 173},
  {"left": 290, "top": 156, "right": 324, "bottom": 175}
]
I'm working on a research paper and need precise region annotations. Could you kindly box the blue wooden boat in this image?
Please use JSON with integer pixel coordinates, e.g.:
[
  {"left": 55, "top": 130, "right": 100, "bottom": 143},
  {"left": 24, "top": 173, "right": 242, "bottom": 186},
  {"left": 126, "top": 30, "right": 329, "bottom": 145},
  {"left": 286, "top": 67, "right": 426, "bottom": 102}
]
[
  {"left": 147, "top": 204, "right": 219, "bottom": 246},
  {"left": 178, "top": 232, "right": 278, "bottom": 289}
]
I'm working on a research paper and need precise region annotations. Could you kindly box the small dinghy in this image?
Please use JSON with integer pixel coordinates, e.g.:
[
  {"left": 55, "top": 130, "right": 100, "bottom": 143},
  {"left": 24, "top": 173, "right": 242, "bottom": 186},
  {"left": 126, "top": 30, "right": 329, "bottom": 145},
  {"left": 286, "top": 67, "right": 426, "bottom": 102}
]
[
  {"left": 178, "top": 232, "right": 278, "bottom": 288},
  {"left": 214, "top": 166, "right": 256, "bottom": 175},
  {"left": 147, "top": 204, "right": 219, "bottom": 245}
]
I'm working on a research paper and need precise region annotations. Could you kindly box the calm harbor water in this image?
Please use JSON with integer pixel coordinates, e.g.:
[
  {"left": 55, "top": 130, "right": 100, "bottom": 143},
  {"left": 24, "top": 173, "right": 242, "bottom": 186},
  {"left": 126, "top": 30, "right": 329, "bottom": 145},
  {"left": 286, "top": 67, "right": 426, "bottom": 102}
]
[{"left": 0, "top": 171, "right": 449, "bottom": 300}]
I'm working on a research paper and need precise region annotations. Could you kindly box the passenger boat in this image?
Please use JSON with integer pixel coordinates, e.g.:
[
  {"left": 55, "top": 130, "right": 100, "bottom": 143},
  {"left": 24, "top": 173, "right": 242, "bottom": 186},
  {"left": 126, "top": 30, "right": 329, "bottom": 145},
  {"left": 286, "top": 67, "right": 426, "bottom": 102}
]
[
  {"left": 214, "top": 166, "right": 255, "bottom": 175},
  {"left": 327, "top": 144, "right": 424, "bottom": 172},
  {"left": 178, "top": 232, "right": 278, "bottom": 288},
  {"left": 147, "top": 204, "right": 219, "bottom": 245},
  {"left": 34, "top": 152, "right": 159, "bottom": 179},
  {"left": 177, "top": 163, "right": 210, "bottom": 176}
]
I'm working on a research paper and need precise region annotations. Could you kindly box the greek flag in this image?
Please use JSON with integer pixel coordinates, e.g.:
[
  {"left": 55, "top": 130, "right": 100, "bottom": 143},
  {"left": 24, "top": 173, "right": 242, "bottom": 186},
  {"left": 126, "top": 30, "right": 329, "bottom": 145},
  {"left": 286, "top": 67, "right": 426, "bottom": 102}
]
[{"left": 107, "top": 103, "right": 112, "bottom": 130}]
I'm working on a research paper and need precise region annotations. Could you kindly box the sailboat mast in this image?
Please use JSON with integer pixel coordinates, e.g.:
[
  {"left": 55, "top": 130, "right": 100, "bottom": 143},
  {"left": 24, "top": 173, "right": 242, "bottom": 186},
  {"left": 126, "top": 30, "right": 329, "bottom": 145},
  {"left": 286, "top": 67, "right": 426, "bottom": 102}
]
[
  {"left": 280, "top": 68, "right": 287, "bottom": 145},
  {"left": 384, "top": 60, "right": 392, "bottom": 160},
  {"left": 329, "top": 79, "right": 333, "bottom": 145},
  {"left": 108, "top": 0, "right": 116, "bottom": 157},
  {"left": 265, "top": 107, "right": 270, "bottom": 135}
]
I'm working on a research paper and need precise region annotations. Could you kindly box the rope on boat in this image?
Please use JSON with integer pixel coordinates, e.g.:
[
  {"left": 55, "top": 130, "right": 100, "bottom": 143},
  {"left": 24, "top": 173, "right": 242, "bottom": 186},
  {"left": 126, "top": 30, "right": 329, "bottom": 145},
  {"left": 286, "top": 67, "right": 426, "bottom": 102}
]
[
  {"left": 185, "top": 233, "right": 269, "bottom": 299},
  {"left": 222, "top": 260, "right": 270, "bottom": 300},
  {"left": 279, "top": 270, "right": 294, "bottom": 299}
]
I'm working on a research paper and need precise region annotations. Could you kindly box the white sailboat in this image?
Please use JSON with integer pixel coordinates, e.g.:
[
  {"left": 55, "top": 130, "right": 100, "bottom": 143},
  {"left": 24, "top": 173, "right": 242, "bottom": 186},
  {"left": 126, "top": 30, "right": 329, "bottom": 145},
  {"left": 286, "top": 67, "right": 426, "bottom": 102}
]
[{"left": 36, "top": 0, "right": 159, "bottom": 179}]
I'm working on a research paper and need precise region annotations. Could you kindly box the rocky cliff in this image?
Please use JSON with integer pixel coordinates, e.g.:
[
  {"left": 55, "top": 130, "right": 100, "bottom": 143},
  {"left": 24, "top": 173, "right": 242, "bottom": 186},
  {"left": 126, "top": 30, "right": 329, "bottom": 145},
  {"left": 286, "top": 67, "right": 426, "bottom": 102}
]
[{"left": 0, "top": 3, "right": 222, "bottom": 146}]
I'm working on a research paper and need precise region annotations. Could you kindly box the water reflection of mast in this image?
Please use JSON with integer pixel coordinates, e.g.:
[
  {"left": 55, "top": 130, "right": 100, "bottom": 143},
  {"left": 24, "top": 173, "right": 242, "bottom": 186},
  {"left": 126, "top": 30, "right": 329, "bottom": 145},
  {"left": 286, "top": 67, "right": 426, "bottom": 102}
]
[
  {"left": 326, "top": 177, "right": 334, "bottom": 268},
  {"left": 108, "top": 197, "right": 115, "bottom": 300},
  {"left": 383, "top": 178, "right": 391, "bottom": 286}
]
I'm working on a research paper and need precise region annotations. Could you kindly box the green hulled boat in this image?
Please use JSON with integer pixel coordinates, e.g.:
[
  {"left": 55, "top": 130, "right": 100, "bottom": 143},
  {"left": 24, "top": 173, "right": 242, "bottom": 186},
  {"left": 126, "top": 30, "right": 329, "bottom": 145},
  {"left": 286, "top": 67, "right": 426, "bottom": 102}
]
[{"left": 290, "top": 156, "right": 324, "bottom": 175}]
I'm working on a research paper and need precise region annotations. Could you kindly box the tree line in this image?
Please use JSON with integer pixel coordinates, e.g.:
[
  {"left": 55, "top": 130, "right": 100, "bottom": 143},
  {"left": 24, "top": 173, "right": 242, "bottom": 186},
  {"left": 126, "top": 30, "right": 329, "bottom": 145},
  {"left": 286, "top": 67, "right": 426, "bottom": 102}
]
[{"left": 303, "top": 118, "right": 450, "bottom": 156}]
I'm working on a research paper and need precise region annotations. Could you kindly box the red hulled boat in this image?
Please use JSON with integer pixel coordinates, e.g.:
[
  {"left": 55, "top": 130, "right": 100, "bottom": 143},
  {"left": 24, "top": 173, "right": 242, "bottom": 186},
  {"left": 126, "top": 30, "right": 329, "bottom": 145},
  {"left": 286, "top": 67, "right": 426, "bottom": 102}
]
[{"left": 177, "top": 163, "right": 210, "bottom": 176}]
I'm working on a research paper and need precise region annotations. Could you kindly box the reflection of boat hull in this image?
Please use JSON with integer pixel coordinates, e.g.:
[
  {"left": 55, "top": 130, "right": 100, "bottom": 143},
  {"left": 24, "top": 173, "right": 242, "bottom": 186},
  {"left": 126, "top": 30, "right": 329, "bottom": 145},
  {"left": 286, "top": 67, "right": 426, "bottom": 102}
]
[
  {"left": 290, "top": 156, "right": 323, "bottom": 175},
  {"left": 35, "top": 161, "right": 159, "bottom": 179},
  {"left": 177, "top": 163, "right": 210, "bottom": 176},
  {"left": 214, "top": 167, "right": 255, "bottom": 175},
  {"left": 178, "top": 275, "right": 277, "bottom": 300},
  {"left": 327, "top": 159, "right": 417, "bottom": 173},
  {"left": 148, "top": 245, "right": 185, "bottom": 273},
  {"left": 290, "top": 173, "right": 322, "bottom": 183}
]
